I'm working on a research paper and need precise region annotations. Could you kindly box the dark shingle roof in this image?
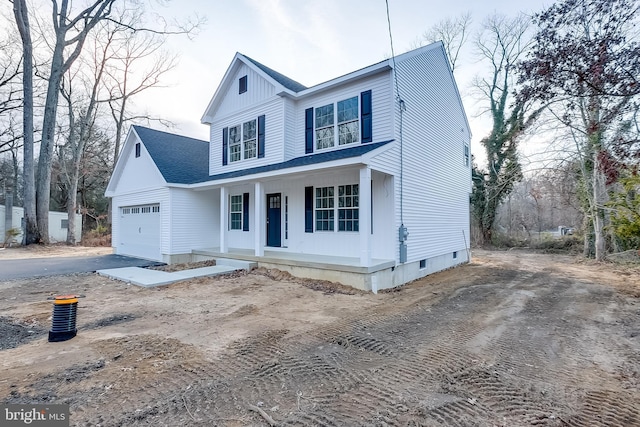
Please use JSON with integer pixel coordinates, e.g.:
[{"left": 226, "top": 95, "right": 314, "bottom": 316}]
[
  {"left": 243, "top": 54, "right": 308, "bottom": 93},
  {"left": 135, "top": 124, "right": 393, "bottom": 185},
  {"left": 192, "top": 140, "right": 393, "bottom": 184},
  {"left": 133, "top": 125, "right": 209, "bottom": 184}
]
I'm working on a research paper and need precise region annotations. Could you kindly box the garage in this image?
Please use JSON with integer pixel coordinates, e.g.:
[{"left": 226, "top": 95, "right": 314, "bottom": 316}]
[{"left": 118, "top": 204, "right": 161, "bottom": 261}]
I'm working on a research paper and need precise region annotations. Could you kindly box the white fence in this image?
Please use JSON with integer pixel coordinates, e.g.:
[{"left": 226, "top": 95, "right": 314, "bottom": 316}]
[{"left": 1, "top": 205, "right": 82, "bottom": 244}]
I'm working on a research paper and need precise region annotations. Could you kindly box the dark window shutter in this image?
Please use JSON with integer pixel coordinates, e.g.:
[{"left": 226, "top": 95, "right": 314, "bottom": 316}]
[
  {"left": 361, "top": 90, "right": 372, "bottom": 143},
  {"left": 258, "top": 115, "right": 265, "bottom": 158},
  {"left": 222, "top": 127, "right": 228, "bottom": 166},
  {"left": 243, "top": 192, "right": 250, "bottom": 231},
  {"left": 305, "top": 186, "right": 313, "bottom": 233},
  {"left": 305, "top": 108, "right": 314, "bottom": 154}
]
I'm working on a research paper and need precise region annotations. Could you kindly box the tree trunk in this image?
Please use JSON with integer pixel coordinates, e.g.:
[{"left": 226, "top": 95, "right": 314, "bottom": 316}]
[
  {"left": 12, "top": 0, "right": 38, "bottom": 244},
  {"left": 592, "top": 157, "right": 606, "bottom": 261},
  {"left": 66, "top": 162, "right": 80, "bottom": 245},
  {"left": 36, "top": 45, "right": 66, "bottom": 244}
]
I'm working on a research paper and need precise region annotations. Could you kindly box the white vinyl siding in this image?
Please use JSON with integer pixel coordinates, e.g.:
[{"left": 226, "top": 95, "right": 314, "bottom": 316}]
[
  {"left": 283, "top": 99, "right": 297, "bottom": 161},
  {"left": 293, "top": 71, "right": 394, "bottom": 158},
  {"left": 261, "top": 169, "right": 367, "bottom": 258},
  {"left": 390, "top": 45, "right": 471, "bottom": 263},
  {"left": 210, "top": 98, "right": 284, "bottom": 175},
  {"left": 169, "top": 188, "right": 219, "bottom": 254}
]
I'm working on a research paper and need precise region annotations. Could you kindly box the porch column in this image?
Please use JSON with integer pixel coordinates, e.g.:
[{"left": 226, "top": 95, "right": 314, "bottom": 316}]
[
  {"left": 220, "top": 186, "right": 228, "bottom": 253},
  {"left": 359, "top": 166, "right": 372, "bottom": 266},
  {"left": 254, "top": 182, "right": 264, "bottom": 257}
]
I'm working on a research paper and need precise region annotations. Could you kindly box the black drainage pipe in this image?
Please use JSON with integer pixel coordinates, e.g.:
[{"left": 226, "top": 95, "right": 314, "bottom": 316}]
[{"left": 48, "top": 295, "right": 78, "bottom": 342}]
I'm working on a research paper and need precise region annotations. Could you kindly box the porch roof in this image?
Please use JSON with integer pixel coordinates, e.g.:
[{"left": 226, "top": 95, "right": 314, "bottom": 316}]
[
  {"left": 136, "top": 123, "right": 393, "bottom": 186},
  {"left": 192, "top": 139, "right": 393, "bottom": 184}
]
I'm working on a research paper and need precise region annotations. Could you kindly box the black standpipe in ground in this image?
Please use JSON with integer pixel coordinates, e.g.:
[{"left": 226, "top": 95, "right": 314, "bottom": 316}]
[{"left": 48, "top": 295, "right": 79, "bottom": 342}]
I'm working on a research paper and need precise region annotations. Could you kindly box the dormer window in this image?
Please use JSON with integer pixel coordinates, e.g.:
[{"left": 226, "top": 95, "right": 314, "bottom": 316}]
[{"left": 239, "top": 75, "right": 247, "bottom": 94}]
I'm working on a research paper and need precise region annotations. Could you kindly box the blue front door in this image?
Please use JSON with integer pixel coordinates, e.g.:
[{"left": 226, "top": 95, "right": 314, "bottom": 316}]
[{"left": 266, "top": 193, "right": 281, "bottom": 247}]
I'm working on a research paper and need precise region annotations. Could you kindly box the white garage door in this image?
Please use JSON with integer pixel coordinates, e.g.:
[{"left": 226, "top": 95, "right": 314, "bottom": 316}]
[{"left": 119, "top": 204, "right": 161, "bottom": 261}]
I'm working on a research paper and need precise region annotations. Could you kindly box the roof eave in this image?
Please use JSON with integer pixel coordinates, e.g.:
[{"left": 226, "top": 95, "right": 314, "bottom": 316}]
[
  {"left": 183, "top": 141, "right": 395, "bottom": 189},
  {"left": 289, "top": 62, "right": 392, "bottom": 99}
]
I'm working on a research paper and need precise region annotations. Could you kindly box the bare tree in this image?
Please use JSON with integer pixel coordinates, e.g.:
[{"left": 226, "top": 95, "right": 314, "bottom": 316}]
[
  {"left": 11, "top": 0, "right": 202, "bottom": 244},
  {"left": 58, "top": 27, "right": 112, "bottom": 244},
  {"left": 12, "top": 0, "right": 37, "bottom": 244},
  {"left": 104, "top": 13, "right": 178, "bottom": 171},
  {"left": 420, "top": 12, "right": 472, "bottom": 72},
  {"left": 470, "top": 14, "right": 543, "bottom": 244}
]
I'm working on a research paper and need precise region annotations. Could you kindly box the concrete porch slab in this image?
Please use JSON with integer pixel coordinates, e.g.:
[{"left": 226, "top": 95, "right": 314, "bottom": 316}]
[
  {"left": 192, "top": 248, "right": 394, "bottom": 274},
  {"left": 97, "top": 264, "right": 242, "bottom": 288}
]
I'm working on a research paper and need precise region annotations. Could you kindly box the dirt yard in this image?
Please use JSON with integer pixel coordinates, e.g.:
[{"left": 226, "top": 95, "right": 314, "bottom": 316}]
[{"left": 1, "top": 248, "right": 639, "bottom": 426}]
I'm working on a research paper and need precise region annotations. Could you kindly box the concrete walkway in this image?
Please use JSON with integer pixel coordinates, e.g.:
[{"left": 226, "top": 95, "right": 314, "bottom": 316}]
[{"left": 97, "top": 259, "right": 256, "bottom": 287}]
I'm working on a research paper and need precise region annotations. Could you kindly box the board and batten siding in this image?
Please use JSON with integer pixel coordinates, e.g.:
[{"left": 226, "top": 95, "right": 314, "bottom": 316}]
[
  {"left": 291, "top": 72, "right": 394, "bottom": 159},
  {"left": 169, "top": 188, "right": 219, "bottom": 254},
  {"left": 112, "top": 188, "right": 170, "bottom": 256},
  {"left": 209, "top": 98, "right": 285, "bottom": 175},
  {"left": 391, "top": 46, "right": 471, "bottom": 264},
  {"left": 213, "top": 63, "right": 277, "bottom": 120}
]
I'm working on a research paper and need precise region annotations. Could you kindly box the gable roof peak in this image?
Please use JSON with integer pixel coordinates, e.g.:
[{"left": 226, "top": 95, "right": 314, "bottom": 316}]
[{"left": 238, "top": 53, "right": 308, "bottom": 93}]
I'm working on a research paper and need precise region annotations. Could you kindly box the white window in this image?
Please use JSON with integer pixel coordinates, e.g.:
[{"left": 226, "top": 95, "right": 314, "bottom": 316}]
[
  {"left": 464, "top": 144, "right": 470, "bottom": 167},
  {"left": 315, "top": 104, "right": 334, "bottom": 150},
  {"left": 313, "top": 184, "right": 359, "bottom": 232},
  {"left": 337, "top": 97, "right": 359, "bottom": 145},
  {"left": 338, "top": 184, "right": 359, "bottom": 231},
  {"left": 315, "top": 187, "right": 334, "bottom": 231},
  {"left": 243, "top": 120, "right": 257, "bottom": 159},
  {"left": 314, "top": 97, "right": 360, "bottom": 150},
  {"left": 229, "top": 125, "right": 241, "bottom": 162},
  {"left": 229, "top": 120, "right": 258, "bottom": 162},
  {"left": 230, "top": 195, "right": 242, "bottom": 230}
]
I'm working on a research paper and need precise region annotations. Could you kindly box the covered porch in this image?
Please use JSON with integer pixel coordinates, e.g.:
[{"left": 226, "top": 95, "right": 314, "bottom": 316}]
[{"left": 191, "top": 247, "right": 395, "bottom": 292}]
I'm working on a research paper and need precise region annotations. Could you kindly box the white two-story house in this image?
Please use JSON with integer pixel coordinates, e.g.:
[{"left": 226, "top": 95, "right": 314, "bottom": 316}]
[{"left": 105, "top": 42, "right": 472, "bottom": 291}]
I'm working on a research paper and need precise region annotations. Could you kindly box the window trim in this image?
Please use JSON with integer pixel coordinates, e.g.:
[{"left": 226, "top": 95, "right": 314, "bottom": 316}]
[
  {"left": 229, "top": 194, "right": 243, "bottom": 230},
  {"left": 464, "top": 144, "right": 470, "bottom": 167},
  {"left": 313, "top": 96, "right": 360, "bottom": 152},
  {"left": 338, "top": 184, "right": 359, "bottom": 232},
  {"left": 227, "top": 118, "right": 259, "bottom": 163},
  {"left": 315, "top": 186, "right": 334, "bottom": 231},
  {"left": 228, "top": 125, "right": 241, "bottom": 163},
  {"left": 243, "top": 119, "right": 257, "bottom": 160},
  {"left": 312, "top": 184, "right": 360, "bottom": 232}
]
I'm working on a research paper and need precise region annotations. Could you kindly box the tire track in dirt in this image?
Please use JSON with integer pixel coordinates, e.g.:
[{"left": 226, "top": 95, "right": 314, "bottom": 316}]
[{"left": 5, "top": 260, "right": 639, "bottom": 426}]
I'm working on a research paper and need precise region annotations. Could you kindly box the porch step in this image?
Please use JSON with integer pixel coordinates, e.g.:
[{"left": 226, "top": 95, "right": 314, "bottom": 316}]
[{"left": 214, "top": 258, "right": 258, "bottom": 271}]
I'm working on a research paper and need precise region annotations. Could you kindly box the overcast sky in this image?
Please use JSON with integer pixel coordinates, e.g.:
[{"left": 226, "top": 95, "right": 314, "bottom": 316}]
[{"left": 140, "top": 0, "right": 555, "bottom": 154}]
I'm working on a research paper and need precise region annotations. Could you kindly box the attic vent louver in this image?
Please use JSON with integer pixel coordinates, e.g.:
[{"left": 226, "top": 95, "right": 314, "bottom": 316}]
[{"left": 239, "top": 75, "right": 247, "bottom": 94}]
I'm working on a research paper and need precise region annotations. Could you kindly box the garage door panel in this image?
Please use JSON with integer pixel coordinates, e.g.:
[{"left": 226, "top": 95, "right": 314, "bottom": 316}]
[{"left": 119, "top": 204, "right": 161, "bottom": 261}]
